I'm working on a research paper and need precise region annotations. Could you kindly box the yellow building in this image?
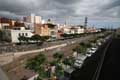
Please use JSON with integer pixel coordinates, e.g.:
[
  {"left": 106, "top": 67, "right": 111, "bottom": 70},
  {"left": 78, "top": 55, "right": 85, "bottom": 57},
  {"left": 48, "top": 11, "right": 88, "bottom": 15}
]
[{"left": 34, "top": 24, "right": 50, "bottom": 36}]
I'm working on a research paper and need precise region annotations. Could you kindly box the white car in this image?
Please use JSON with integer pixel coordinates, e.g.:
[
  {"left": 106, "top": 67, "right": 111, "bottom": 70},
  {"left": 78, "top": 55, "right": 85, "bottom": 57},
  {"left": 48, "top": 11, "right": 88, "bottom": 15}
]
[
  {"left": 86, "top": 52, "right": 92, "bottom": 57},
  {"left": 91, "top": 47, "right": 97, "bottom": 51},
  {"left": 74, "top": 62, "right": 83, "bottom": 68},
  {"left": 87, "top": 47, "right": 97, "bottom": 54},
  {"left": 87, "top": 49, "right": 95, "bottom": 54},
  {"left": 76, "top": 54, "right": 87, "bottom": 60},
  {"left": 73, "top": 58, "right": 84, "bottom": 68},
  {"left": 75, "top": 59, "right": 83, "bottom": 64},
  {"left": 97, "top": 42, "right": 102, "bottom": 46}
]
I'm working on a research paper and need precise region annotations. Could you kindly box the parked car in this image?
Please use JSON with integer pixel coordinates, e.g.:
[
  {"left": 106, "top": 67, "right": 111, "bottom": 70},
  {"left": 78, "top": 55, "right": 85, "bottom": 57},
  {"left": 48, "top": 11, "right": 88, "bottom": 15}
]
[
  {"left": 97, "top": 42, "right": 102, "bottom": 46},
  {"left": 73, "top": 55, "right": 86, "bottom": 69},
  {"left": 91, "top": 46, "right": 98, "bottom": 51},
  {"left": 73, "top": 62, "right": 83, "bottom": 69},
  {"left": 64, "top": 67, "right": 75, "bottom": 80},
  {"left": 86, "top": 47, "right": 97, "bottom": 54},
  {"left": 86, "top": 52, "right": 92, "bottom": 57}
]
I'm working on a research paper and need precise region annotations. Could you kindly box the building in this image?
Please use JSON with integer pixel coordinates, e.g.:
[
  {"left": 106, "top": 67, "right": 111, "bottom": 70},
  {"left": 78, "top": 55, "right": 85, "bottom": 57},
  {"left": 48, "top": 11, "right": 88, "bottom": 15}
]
[
  {"left": 23, "top": 14, "right": 42, "bottom": 31},
  {"left": 24, "top": 14, "right": 42, "bottom": 24},
  {"left": 62, "top": 25, "right": 84, "bottom": 34},
  {"left": 34, "top": 24, "right": 49, "bottom": 36},
  {"left": 2, "top": 27, "right": 33, "bottom": 43},
  {"left": 75, "top": 25, "right": 85, "bottom": 34},
  {"left": 34, "top": 23, "right": 57, "bottom": 38},
  {"left": 47, "top": 23, "right": 57, "bottom": 38},
  {"left": 23, "top": 14, "right": 42, "bottom": 27},
  {"left": 0, "top": 18, "right": 16, "bottom": 29},
  {"left": 62, "top": 26, "right": 71, "bottom": 34},
  {"left": 85, "top": 27, "right": 97, "bottom": 33},
  {"left": 56, "top": 30, "right": 63, "bottom": 39}
]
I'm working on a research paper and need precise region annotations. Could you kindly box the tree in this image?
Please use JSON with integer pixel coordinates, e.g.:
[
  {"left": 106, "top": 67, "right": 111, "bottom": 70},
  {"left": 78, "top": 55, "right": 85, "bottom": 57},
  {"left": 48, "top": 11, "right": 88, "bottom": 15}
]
[
  {"left": 79, "top": 42, "right": 86, "bottom": 46},
  {"left": 85, "top": 43, "right": 92, "bottom": 48},
  {"left": 18, "top": 36, "right": 26, "bottom": 44},
  {"left": 18, "top": 36, "right": 30, "bottom": 44},
  {"left": 31, "top": 34, "right": 42, "bottom": 43},
  {"left": 47, "top": 23, "right": 56, "bottom": 29},
  {"left": 72, "top": 45, "right": 87, "bottom": 55},
  {"left": 25, "top": 53, "right": 47, "bottom": 79},
  {"left": 40, "top": 36, "right": 50, "bottom": 41},
  {"left": 63, "top": 57, "right": 74, "bottom": 66},
  {"left": 53, "top": 52, "right": 64, "bottom": 61},
  {"left": 25, "top": 53, "right": 46, "bottom": 71},
  {"left": 55, "top": 64, "right": 64, "bottom": 78},
  {"left": 0, "top": 31, "right": 3, "bottom": 41}
]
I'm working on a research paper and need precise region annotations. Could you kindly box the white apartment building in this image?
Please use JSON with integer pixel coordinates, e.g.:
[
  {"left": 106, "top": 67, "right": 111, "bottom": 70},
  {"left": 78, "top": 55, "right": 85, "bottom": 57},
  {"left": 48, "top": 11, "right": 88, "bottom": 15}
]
[
  {"left": 63, "top": 26, "right": 71, "bottom": 34},
  {"left": 76, "top": 27, "right": 84, "bottom": 34},
  {"left": 63, "top": 26, "right": 84, "bottom": 34},
  {"left": 24, "top": 14, "right": 42, "bottom": 24},
  {"left": 0, "top": 23, "right": 10, "bottom": 29},
  {"left": 2, "top": 27, "right": 33, "bottom": 43}
]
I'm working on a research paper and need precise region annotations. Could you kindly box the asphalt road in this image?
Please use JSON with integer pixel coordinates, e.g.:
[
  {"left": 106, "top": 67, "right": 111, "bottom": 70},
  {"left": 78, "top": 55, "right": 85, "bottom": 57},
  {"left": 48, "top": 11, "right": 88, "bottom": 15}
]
[
  {"left": 70, "top": 33, "right": 120, "bottom": 80},
  {"left": 70, "top": 35, "right": 112, "bottom": 80},
  {"left": 97, "top": 34, "right": 120, "bottom": 80}
]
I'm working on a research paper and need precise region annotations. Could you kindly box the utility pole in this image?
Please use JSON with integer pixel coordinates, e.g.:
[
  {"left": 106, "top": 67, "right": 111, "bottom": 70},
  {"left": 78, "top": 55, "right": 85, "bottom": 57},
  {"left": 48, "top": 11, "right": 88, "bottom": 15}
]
[
  {"left": 64, "top": 16, "right": 71, "bottom": 26},
  {"left": 84, "top": 17, "right": 88, "bottom": 29}
]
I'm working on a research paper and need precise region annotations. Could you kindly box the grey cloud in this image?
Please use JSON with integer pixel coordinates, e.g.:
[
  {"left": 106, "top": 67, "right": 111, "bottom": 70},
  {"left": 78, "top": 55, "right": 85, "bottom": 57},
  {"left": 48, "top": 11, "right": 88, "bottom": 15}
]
[
  {"left": 93, "top": 0, "right": 120, "bottom": 18},
  {"left": 103, "top": 0, "right": 120, "bottom": 10},
  {"left": 0, "top": 0, "right": 74, "bottom": 20},
  {"left": 0, "top": 11, "right": 21, "bottom": 19},
  {"left": 0, "top": 0, "right": 119, "bottom": 24},
  {"left": 53, "top": 0, "right": 82, "bottom": 4}
]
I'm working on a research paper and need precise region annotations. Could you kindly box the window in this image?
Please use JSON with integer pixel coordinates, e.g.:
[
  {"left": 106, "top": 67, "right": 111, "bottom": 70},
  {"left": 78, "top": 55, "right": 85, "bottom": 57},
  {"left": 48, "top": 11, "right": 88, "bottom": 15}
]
[
  {"left": 25, "top": 33, "right": 28, "bottom": 36},
  {"left": 22, "top": 33, "right": 24, "bottom": 36},
  {"left": 51, "top": 31, "right": 55, "bottom": 35},
  {"left": 18, "top": 33, "right": 21, "bottom": 36}
]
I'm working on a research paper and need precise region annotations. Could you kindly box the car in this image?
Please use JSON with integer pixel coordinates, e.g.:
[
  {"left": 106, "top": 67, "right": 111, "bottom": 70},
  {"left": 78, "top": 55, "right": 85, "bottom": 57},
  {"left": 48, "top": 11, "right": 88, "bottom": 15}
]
[
  {"left": 91, "top": 47, "right": 98, "bottom": 51},
  {"left": 76, "top": 54, "right": 87, "bottom": 61},
  {"left": 87, "top": 49, "right": 94, "bottom": 54},
  {"left": 47, "top": 38, "right": 56, "bottom": 42},
  {"left": 75, "top": 59, "right": 83, "bottom": 64},
  {"left": 73, "top": 62, "right": 83, "bottom": 68},
  {"left": 86, "top": 52, "right": 92, "bottom": 57},
  {"left": 73, "top": 58, "right": 84, "bottom": 69},
  {"left": 87, "top": 47, "right": 97, "bottom": 54},
  {"left": 97, "top": 42, "right": 102, "bottom": 46},
  {"left": 64, "top": 67, "right": 75, "bottom": 80}
]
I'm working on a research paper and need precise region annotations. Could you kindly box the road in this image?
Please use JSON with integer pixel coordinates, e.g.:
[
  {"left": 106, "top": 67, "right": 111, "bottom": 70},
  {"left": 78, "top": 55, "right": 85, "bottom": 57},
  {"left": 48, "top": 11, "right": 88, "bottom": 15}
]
[
  {"left": 70, "top": 34, "right": 113, "bottom": 80},
  {"left": 97, "top": 34, "right": 120, "bottom": 80},
  {"left": 70, "top": 33, "right": 120, "bottom": 80}
]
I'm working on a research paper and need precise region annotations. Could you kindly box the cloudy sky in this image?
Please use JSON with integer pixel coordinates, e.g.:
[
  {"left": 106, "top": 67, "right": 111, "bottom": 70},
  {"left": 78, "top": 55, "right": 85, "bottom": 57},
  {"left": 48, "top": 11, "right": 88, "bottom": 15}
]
[{"left": 0, "top": 0, "right": 120, "bottom": 28}]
